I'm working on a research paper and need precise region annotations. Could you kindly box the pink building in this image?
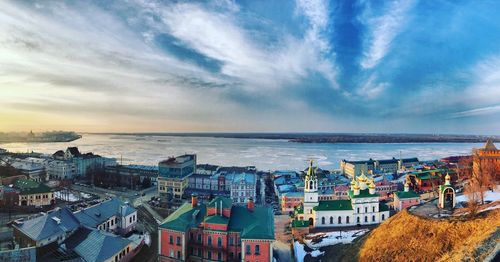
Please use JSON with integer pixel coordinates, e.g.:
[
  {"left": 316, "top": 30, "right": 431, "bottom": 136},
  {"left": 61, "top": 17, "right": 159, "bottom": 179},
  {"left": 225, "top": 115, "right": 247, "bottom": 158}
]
[{"left": 394, "top": 183, "right": 420, "bottom": 211}]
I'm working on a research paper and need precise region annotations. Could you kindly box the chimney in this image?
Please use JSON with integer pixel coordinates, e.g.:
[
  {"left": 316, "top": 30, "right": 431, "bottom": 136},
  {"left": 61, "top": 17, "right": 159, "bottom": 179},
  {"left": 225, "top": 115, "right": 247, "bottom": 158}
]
[
  {"left": 247, "top": 197, "right": 254, "bottom": 212},
  {"left": 191, "top": 194, "right": 198, "bottom": 208}
]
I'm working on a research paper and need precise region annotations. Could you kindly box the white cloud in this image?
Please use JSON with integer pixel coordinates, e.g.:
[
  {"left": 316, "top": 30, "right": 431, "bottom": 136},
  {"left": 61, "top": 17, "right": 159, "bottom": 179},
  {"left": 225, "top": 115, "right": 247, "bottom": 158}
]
[
  {"left": 450, "top": 104, "right": 500, "bottom": 118},
  {"left": 360, "top": 0, "right": 416, "bottom": 69}
]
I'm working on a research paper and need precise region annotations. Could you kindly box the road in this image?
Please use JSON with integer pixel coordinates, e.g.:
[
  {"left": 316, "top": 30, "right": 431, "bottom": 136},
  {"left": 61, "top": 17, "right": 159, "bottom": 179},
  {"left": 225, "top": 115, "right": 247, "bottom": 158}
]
[{"left": 70, "top": 184, "right": 157, "bottom": 208}]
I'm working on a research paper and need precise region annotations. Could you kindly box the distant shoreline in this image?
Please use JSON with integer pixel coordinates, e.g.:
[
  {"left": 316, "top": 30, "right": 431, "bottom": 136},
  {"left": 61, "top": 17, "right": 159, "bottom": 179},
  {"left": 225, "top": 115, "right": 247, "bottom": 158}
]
[
  {"left": 85, "top": 132, "right": 499, "bottom": 144},
  {"left": 0, "top": 132, "right": 82, "bottom": 144}
]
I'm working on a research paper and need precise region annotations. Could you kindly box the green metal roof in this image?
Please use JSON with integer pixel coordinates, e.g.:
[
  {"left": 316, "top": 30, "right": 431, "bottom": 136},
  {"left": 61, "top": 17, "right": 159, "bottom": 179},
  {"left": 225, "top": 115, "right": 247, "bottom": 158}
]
[
  {"left": 159, "top": 197, "right": 274, "bottom": 240},
  {"left": 205, "top": 215, "right": 229, "bottom": 225},
  {"left": 439, "top": 184, "right": 454, "bottom": 193},
  {"left": 159, "top": 203, "right": 206, "bottom": 232},
  {"left": 208, "top": 196, "right": 233, "bottom": 209},
  {"left": 291, "top": 220, "right": 309, "bottom": 228},
  {"left": 14, "top": 179, "right": 52, "bottom": 195},
  {"left": 228, "top": 206, "right": 274, "bottom": 240},
  {"left": 347, "top": 189, "right": 379, "bottom": 199},
  {"left": 395, "top": 191, "right": 420, "bottom": 199},
  {"left": 313, "top": 200, "right": 352, "bottom": 211},
  {"left": 379, "top": 203, "right": 389, "bottom": 212}
]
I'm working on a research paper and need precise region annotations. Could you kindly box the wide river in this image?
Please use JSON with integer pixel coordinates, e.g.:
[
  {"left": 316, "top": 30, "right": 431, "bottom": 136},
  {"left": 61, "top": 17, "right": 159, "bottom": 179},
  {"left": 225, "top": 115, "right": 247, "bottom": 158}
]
[{"left": 0, "top": 134, "right": 482, "bottom": 171}]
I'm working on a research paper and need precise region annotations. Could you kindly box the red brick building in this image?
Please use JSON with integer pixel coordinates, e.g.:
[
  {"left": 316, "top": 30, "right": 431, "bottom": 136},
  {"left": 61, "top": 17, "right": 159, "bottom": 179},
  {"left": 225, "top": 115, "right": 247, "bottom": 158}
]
[{"left": 158, "top": 195, "right": 274, "bottom": 262}]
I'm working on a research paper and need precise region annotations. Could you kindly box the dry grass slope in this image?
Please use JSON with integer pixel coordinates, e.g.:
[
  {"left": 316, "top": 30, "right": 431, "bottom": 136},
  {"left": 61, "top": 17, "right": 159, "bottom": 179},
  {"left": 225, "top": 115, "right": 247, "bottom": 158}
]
[{"left": 359, "top": 209, "right": 500, "bottom": 262}]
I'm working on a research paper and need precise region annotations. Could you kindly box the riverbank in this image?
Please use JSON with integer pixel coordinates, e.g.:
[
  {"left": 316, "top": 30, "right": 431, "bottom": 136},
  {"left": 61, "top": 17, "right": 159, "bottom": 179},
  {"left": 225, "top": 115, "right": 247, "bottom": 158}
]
[{"left": 88, "top": 132, "right": 499, "bottom": 144}]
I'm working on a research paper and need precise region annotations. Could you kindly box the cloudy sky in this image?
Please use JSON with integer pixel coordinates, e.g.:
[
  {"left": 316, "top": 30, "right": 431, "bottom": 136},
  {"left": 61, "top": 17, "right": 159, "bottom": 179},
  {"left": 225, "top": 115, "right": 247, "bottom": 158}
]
[{"left": 1, "top": 0, "right": 499, "bottom": 134}]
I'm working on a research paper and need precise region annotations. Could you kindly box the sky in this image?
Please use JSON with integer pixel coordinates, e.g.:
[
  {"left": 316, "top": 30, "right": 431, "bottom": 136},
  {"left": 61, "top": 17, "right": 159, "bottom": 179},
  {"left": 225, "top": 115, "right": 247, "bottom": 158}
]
[{"left": 0, "top": 0, "right": 499, "bottom": 134}]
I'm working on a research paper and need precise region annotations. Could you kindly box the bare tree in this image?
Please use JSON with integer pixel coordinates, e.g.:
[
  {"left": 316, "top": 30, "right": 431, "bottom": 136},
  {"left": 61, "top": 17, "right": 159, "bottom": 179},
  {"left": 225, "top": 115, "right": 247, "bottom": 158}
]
[{"left": 456, "top": 156, "right": 472, "bottom": 182}]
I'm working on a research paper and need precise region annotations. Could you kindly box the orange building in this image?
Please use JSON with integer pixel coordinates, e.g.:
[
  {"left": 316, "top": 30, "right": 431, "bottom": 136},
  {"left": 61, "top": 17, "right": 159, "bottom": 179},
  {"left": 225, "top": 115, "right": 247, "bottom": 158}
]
[{"left": 473, "top": 139, "right": 500, "bottom": 179}]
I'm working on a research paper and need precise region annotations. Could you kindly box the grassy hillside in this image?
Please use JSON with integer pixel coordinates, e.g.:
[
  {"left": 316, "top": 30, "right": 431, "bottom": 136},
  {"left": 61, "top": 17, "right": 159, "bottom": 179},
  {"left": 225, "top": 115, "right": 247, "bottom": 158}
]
[{"left": 359, "top": 209, "right": 500, "bottom": 262}]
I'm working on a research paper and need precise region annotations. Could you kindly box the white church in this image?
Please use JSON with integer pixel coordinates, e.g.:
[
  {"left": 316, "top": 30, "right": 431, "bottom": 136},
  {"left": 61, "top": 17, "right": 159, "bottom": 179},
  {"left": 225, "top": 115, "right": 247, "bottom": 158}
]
[{"left": 293, "top": 160, "right": 390, "bottom": 228}]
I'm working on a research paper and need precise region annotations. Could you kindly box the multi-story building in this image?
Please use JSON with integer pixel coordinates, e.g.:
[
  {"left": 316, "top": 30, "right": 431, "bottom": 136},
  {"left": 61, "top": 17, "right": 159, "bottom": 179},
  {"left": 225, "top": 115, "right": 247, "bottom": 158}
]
[
  {"left": 341, "top": 157, "right": 420, "bottom": 177},
  {"left": 196, "top": 164, "right": 220, "bottom": 175},
  {"left": 103, "top": 164, "right": 158, "bottom": 188},
  {"left": 228, "top": 173, "right": 256, "bottom": 204},
  {"left": 376, "top": 158, "right": 399, "bottom": 173},
  {"left": 186, "top": 173, "right": 229, "bottom": 199},
  {"left": 45, "top": 160, "right": 77, "bottom": 180},
  {"left": 73, "top": 198, "right": 137, "bottom": 235},
  {"left": 292, "top": 161, "right": 390, "bottom": 233},
  {"left": 158, "top": 195, "right": 274, "bottom": 262},
  {"left": 9, "top": 160, "right": 46, "bottom": 182},
  {"left": 0, "top": 185, "right": 19, "bottom": 207},
  {"left": 340, "top": 159, "right": 375, "bottom": 178},
  {"left": 14, "top": 179, "right": 55, "bottom": 206},
  {"left": 13, "top": 207, "right": 80, "bottom": 249},
  {"left": 53, "top": 147, "right": 116, "bottom": 178},
  {"left": 12, "top": 203, "right": 142, "bottom": 261},
  {"left": 158, "top": 154, "right": 196, "bottom": 200},
  {"left": 398, "top": 157, "right": 420, "bottom": 169}
]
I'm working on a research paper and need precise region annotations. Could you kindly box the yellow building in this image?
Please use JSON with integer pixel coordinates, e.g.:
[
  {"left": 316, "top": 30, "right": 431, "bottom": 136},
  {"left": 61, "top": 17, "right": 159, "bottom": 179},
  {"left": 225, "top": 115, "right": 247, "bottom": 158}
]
[
  {"left": 15, "top": 179, "right": 54, "bottom": 206},
  {"left": 158, "top": 154, "right": 196, "bottom": 200}
]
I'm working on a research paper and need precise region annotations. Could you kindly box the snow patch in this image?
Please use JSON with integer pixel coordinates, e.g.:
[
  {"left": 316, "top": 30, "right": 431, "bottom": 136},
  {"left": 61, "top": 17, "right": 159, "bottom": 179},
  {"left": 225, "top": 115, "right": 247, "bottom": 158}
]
[{"left": 304, "top": 229, "right": 369, "bottom": 248}]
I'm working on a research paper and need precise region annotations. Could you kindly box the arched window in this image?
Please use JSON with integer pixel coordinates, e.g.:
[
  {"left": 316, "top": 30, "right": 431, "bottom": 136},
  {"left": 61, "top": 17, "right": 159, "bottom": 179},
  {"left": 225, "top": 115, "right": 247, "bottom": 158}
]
[
  {"left": 330, "top": 216, "right": 333, "bottom": 224},
  {"left": 365, "top": 207, "right": 367, "bottom": 213},
  {"left": 364, "top": 216, "right": 368, "bottom": 222},
  {"left": 208, "top": 236, "right": 212, "bottom": 246},
  {"left": 372, "top": 215, "right": 375, "bottom": 222},
  {"left": 372, "top": 206, "right": 375, "bottom": 212},
  {"left": 346, "top": 216, "right": 350, "bottom": 224},
  {"left": 321, "top": 217, "right": 325, "bottom": 224},
  {"left": 338, "top": 216, "right": 342, "bottom": 224},
  {"left": 309, "top": 181, "right": 313, "bottom": 190},
  {"left": 357, "top": 217, "right": 360, "bottom": 223},
  {"left": 217, "top": 237, "right": 222, "bottom": 247},
  {"left": 382, "top": 214, "right": 385, "bottom": 220}
]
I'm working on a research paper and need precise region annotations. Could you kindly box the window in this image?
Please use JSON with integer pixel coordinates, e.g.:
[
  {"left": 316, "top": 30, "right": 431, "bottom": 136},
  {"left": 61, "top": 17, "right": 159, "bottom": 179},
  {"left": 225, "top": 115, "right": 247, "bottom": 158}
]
[
  {"left": 357, "top": 207, "right": 360, "bottom": 213},
  {"left": 255, "top": 245, "right": 260, "bottom": 255},
  {"left": 230, "top": 252, "right": 234, "bottom": 259},
  {"left": 198, "top": 234, "right": 202, "bottom": 243},
  {"left": 330, "top": 216, "right": 333, "bottom": 224},
  {"left": 208, "top": 236, "right": 212, "bottom": 246},
  {"left": 365, "top": 207, "right": 367, "bottom": 213},
  {"left": 169, "top": 235, "right": 173, "bottom": 244},
  {"left": 382, "top": 214, "right": 385, "bottom": 220},
  {"left": 321, "top": 217, "right": 325, "bottom": 224},
  {"left": 198, "top": 248, "right": 202, "bottom": 257},
  {"left": 127, "top": 247, "right": 129, "bottom": 253},
  {"left": 177, "top": 236, "right": 181, "bottom": 246},
  {"left": 357, "top": 217, "right": 360, "bottom": 223},
  {"left": 338, "top": 216, "right": 342, "bottom": 224},
  {"left": 372, "top": 215, "right": 375, "bottom": 222},
  {"left": 364, "top": 216, "right": 368, "bottom": 222},
  {"left": 218, "top": 251, "right": 222, "bottom": 261},
  {"left": 246, "top": 244, "right": 251, "bottom": 255},
  {"left": 229, "top": 237, "right": 234, "bottom": 246},
  {"left": 208, "top": 251, "right": 212, "bottom": 260},
  {"left": 177, "top": 251, "right": 181, "bottom": 259},
  {"left": 217, "top": 237, "right": 222, "bottom": 247},
  {"left": 346, "top": 216, "right": 350, "bottom": 224},
  {"left": 372, "top": 206, "right": 375, "bottom": 212}
]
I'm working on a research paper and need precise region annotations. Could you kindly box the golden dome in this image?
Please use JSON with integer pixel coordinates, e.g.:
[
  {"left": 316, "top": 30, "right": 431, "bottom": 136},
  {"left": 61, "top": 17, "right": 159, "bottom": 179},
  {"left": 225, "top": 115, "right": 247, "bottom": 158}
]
[
  {"left": 445, "top": 173, "right": 450, "bottom": 180},
  {"left": 353, "top": 182, "right": 360, "bottom": 190},
  {"left": 350, "top": 180, "right": 357, "bottom": 185},
  {"left": 358, "top": 174, "right": 368, "bottom": 182},
  {"left": 369, "top": 182, "right": 376, "bottom": 189}
]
